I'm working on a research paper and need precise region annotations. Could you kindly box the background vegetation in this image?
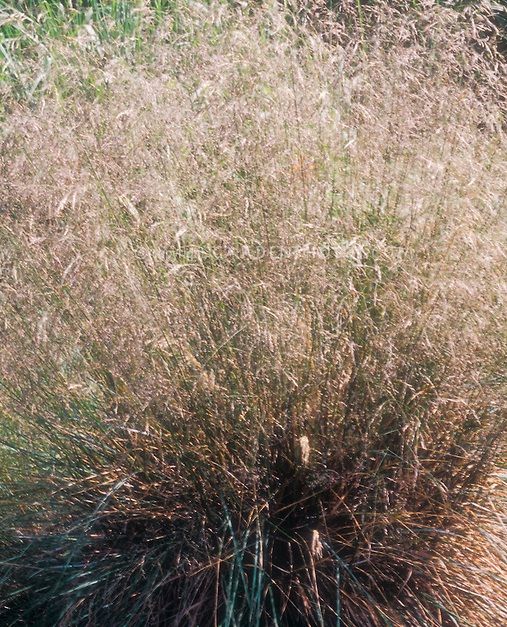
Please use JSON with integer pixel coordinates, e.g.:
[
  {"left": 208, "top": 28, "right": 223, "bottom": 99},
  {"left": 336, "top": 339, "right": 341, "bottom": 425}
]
[{"left": 1, "top": 1, "right": 507, "bottom": 625}]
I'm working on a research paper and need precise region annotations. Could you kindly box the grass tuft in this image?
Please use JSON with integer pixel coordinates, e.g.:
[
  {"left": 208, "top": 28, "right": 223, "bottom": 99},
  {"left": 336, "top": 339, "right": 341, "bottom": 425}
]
[{"left": 1, "top": 1, "right": 507, "bottom": 625}]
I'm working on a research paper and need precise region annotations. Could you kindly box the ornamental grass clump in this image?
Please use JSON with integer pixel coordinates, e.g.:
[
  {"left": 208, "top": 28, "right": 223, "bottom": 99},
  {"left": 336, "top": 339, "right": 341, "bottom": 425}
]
[{"left": 1, "top": 1, "right": 507, "bottom": 625}]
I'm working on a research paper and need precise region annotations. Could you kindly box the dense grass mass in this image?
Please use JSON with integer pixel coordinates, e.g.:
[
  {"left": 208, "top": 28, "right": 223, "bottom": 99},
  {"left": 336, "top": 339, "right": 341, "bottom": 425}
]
[{"left": 1, "top": 1, "right": 507, "bottom": 625}]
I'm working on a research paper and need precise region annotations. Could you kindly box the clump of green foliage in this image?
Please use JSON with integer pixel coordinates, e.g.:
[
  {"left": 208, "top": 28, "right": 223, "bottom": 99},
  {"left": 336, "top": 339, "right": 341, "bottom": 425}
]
[{"left": 1, "top": 1, "right": 507, "bottom": 625}]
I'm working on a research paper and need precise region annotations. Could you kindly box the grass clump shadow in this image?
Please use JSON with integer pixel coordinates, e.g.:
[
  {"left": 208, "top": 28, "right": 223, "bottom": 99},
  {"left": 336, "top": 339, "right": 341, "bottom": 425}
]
[{"left": 1, "top": 1, "right": 507, "bottom": 625}]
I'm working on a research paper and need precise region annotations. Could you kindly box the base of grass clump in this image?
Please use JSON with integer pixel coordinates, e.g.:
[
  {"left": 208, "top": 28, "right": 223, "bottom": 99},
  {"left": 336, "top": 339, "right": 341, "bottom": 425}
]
[{"left": 1, "top": 348, "right": 506, "bottom": 626}]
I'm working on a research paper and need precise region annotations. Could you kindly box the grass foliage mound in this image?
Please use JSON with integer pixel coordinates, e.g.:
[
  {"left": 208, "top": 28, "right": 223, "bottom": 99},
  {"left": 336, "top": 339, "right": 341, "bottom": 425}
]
[{"left": 1, "top": 1, "right": 507, "bottom": 625}]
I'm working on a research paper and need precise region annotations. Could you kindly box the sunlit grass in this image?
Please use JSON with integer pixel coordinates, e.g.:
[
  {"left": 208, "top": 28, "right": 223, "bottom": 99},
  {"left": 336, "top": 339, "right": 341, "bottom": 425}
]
[{"left": 1, "top": 1, "right": 507, "bottom": 625}]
